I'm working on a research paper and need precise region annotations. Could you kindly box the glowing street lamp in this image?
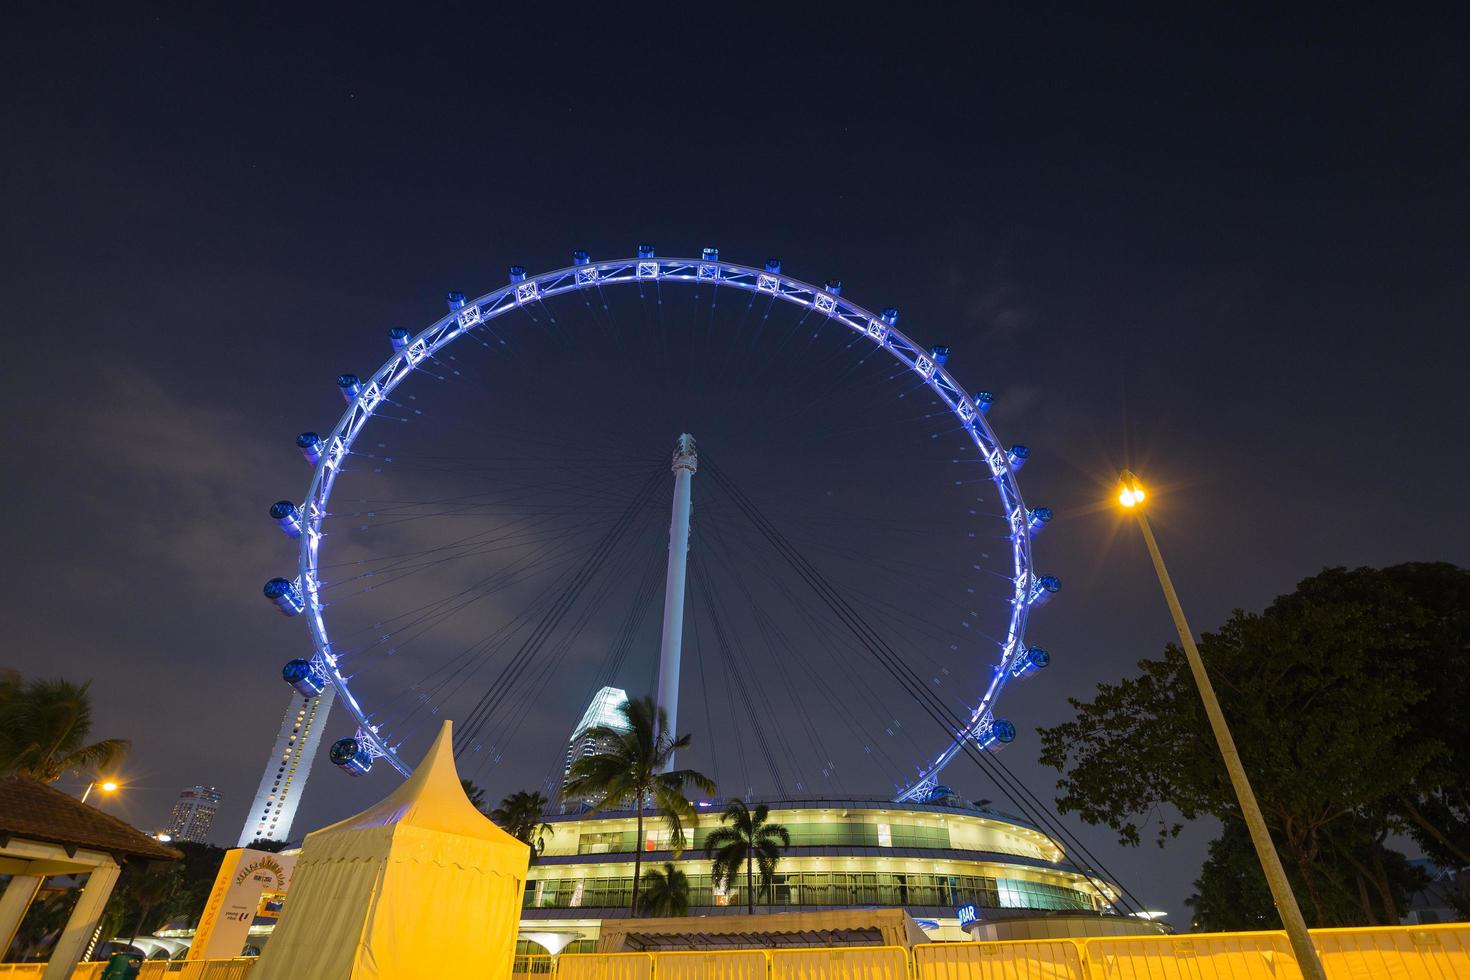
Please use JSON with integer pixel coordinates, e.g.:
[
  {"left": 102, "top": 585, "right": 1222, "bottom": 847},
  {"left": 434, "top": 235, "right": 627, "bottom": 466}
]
[
  {"left": 1116, "top": 471, "right": 1327, "bottom": 980},
  {"left": 81, "top": 778, "right": 121, "bottom": 803}
]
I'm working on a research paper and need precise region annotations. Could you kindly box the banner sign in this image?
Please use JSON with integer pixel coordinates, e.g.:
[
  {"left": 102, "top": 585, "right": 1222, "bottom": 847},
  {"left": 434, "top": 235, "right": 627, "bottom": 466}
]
[{"left": 188, "top": 848, "right": 297, "bottom": 960}]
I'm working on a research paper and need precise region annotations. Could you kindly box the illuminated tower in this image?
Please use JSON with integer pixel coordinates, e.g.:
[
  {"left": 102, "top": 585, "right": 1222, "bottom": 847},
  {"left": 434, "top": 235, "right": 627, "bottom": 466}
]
[
  {"left": 237, "top": 686, "right": 334, "bottom": 846},
  {"left": 654, "top": 434, "right": 696, "bottom": 770}
]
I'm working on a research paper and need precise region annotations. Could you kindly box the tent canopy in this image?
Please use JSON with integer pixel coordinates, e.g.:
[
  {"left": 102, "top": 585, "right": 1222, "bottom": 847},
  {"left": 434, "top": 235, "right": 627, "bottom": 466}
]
[{"left": 252, "top": 721, "right": 530, "bottom": 980}]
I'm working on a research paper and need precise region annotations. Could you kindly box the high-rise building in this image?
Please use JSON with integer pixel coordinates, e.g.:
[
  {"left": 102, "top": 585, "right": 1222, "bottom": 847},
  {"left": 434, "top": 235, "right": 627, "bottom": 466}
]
[
  {"left": 238, "top": 686, "right": 334, "bottom": 847},
  {"left": 560, "top": 686, "right": 630, "bottom": 811},
  {"left": 168, "top": 785, "right": 223, "bottom": 843}
]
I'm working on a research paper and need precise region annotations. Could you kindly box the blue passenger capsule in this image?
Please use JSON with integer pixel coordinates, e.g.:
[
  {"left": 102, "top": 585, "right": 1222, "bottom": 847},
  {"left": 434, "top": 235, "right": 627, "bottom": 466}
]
[
  {"left": 701, "top": 247, "right": 719, "bottom": 262},
  {"left": 337, "top": 374, "right": 362, "bottom": 402},
  {"left": 1017, "top": 646, "right": 1050, "bottom": 676},
  {"left": 824, "top": 279, "right": 843, "bottom": 295},
  {"left": 1028, "top": 575, "right": 1061, "bottom": 608},
  {"left": 282, "top": 658, "right": 327, "bottom": 697},
  {"left": 296, "top": 432, "right": 323, "bottom": 465},
  {"left": 931, "top": 345, "right": 951, "bottom": 365},
  {"left": 1027, "top": 507, "right": 1053, "bottom": 533},
  {"left": 389, "top": 328, "right": 410, "bottom": 351},
  {"left": 572, "top": 250, "right": 590, "bottom": 265},
  {"left": 764, "top": 259, "right": 782, "bottom": 273},
  {"left": 263, "top": 577, "right": 304, "bottom": 616},
  {"left": 1007, "top": 445, "right": 1030, "bottom": 470},
  {"left": 270, "top": 500, "right": 302, "bottom": 538},
  {"left": 989, "top": 719, "right": 1017, "bottom": 744},
  {"left": 446, "top": 291, "right": 466, "bottom": 311},
  {"left": 973, "top": 391, "right": 995, "bottom": 414},
  {"left": 881, "top": 308, "right": 900, "bottom": 326},
  {"left": 508, "top": 266, "right": 527, "bottom": 283},
  {"left": 638, "top": 244, "right": 656, "bottom": 258},
  {"left": 330, "top": 737, "right": 373, "bottom": 776}
]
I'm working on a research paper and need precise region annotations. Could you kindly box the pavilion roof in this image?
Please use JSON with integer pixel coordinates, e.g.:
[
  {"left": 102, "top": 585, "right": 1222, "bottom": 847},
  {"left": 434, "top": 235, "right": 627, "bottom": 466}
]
[{"left": 0, "top": 776, "right": 182, "bottom": 862}]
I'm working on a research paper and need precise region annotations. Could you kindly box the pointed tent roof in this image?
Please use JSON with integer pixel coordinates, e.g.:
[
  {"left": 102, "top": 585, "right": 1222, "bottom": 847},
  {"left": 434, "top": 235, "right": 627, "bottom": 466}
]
[{"left": 311, "top": 721, "right": 521, "bottom": 842}]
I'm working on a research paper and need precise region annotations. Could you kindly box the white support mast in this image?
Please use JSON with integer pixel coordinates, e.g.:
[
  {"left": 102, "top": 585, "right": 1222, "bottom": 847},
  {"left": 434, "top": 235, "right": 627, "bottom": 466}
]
[{"left": 655, "top": 433, "right": 697, "bottom": 771}]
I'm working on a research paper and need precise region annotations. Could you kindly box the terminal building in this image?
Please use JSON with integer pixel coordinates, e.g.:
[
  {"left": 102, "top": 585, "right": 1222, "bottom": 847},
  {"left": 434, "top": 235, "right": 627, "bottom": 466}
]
[{"left": 518, "top": 795, "right": 1118, "bottom": 952}]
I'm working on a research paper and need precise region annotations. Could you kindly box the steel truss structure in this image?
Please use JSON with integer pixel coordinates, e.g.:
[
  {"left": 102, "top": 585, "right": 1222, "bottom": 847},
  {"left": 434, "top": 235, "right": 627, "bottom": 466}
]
[{"left": 267, "top": 251, "right": 1056, "bottom": 799}]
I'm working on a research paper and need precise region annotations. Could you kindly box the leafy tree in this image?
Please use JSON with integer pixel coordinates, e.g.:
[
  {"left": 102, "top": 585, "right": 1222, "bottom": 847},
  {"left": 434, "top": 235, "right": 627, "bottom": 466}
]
[
  {"left": 1039, "top": 563, "right": 1467, "bottom": 926},
  {"left": 244, "top": 838, "right": 288, "bottom": 853},
  {"left": 489, "top": 790, "right": 554, "bottom": 864},
  {"left": 562, "top": 695, "right": 715, "bottom": 914},
  {"left": 706, "top": 799, "right": 790, "bottom": 914},
  {"left": 0, "top": 672, "right": 128, "bottom": 782},
  {"left": 124, "top": 867, "right": 180, "bottom": 942},
  {"left": 639, "top": 863, "right": 690, "bottom": 917}
]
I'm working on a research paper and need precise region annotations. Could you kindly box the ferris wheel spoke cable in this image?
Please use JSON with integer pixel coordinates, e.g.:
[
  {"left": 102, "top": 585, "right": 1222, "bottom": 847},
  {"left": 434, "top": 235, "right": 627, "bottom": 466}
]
[
  {"left": 704, "top": 458, "right": 1145, "bottom": 915},
  {"left": 690, "top": 559, "right": 790, "bottom": 799},
  {"left": 691, "top": 550, "right": 813, "bottom": 794},
  {"left": 698, "top": 501, "right": 948, "bottom": 754},
  {"left": 698, "top": 502, "right": 909, "bottom": 788},
  {"left": 520, "top": 537, "right": 668, "bottom": 794},
  {"left": 319, "top": 510, "right": 620, "bottom": 589},
  {"left": 708, "top": 456, "right": 1140, "bottom": 910},
  {"left": 477, "top": 526, "right": 659, "bottom": 760},
  {"left": 329, "top": 522, "right": 609, "bottom": 666},
  {"left": 455, "top": 466, "right": 668, "bottom": 753},
  {"left": 690, "top": 607, "right": 724, "bottom": 793},
  {"left": 699, "top": 512, "right": 930, "bottom": 782}
]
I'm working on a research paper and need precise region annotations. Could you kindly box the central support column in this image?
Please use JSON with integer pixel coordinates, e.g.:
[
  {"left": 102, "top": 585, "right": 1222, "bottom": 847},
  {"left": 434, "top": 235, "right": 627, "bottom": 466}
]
[{"left": 655, "top": 433, "right": 697, "bottom": 771}]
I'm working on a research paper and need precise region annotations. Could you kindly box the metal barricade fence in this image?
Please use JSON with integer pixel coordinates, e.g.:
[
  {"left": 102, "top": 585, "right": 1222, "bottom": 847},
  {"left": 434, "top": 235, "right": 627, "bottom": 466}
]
[
  {"left": 0, "top": 966, "right": 45, "bottom": 978},
  {"left": 1311, "top": 923, "right": 1470, "bottom": 980},
  {"left": 136, "top": 963, "right": 170, "bottom": 980},
  {"left": 770, "top": 945, "right": 910, "bottom": 980},
  {"left": 653, "top": 949, "right": 769, "bottom": 980},
  {"left": 559, "top": 951, "right": 656, "bottom": 980},
  {"left": 1076, "top": 931, "right": 1302, "bottom": 980},
  {"left": 914, "top": 939, "right": 1085, "bottom": 980},
  {"left": 517, "top": 954, "right": 559, "bottom": 975}
]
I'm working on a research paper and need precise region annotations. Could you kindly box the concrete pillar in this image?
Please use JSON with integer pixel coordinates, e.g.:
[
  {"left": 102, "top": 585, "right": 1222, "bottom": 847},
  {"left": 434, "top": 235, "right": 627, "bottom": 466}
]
[
  {"left": 0, "top": 873, "right": 43, "bottom": 958},
  {"left": 41, "top": 860, "right": 120, "bottom": 980},
  {"left": 655, "top": 433, "right": 697, "bottom": 770}
]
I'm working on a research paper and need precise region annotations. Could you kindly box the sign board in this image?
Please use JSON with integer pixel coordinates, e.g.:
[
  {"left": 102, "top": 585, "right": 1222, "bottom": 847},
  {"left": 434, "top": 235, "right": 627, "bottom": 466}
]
[
  {"left": 956, "top": 903, "right": 978, "bottom": 928},
  {"left": 188, "top": 848, "right": 297, "bottom": 960}
]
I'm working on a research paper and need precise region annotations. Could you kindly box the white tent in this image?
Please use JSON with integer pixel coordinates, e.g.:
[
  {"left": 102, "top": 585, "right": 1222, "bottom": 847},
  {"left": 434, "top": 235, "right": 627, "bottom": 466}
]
[{"left": 252, "top": 721, "right": 530, "bottom": 980}]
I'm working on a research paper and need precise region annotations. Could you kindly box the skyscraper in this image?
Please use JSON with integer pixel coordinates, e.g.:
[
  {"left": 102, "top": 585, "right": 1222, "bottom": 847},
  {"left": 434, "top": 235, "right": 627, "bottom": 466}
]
[
  {"left": 168, "top": 785, "right": 223, "bottom": 843},
  {"left": 560, "top": 686, "right": 630, "bottom": 811},
  {"left": 238, "top": 686, "right": 334, "bottom": 846}
]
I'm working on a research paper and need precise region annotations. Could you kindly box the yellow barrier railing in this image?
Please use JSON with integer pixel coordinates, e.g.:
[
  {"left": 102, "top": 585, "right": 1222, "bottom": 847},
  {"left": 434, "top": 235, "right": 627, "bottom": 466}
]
[
  {"left": 771, "top": 946, "right": 910, "bottom": 980},
  {"left": 34, "top": 922, "right": 1470, "bottom": 980},
  {"left": 559, "top": 951, "right": 656, "bottom": 980}
]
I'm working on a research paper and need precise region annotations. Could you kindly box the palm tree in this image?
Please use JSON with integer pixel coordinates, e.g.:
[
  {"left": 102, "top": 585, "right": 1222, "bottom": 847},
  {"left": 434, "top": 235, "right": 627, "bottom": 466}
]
[
  {"left": 639, "top": 863, "right": 690, "bottom": 917},
  {"left": 561, "top": 695, "right": 715, "bottom": 915},
  {"left": 706, "top": 799, "right": 790, "bottom": 914},
  {"left": 489, "top": 790, "right": 555, "bottom": 863},
  {"left": 0, "top": 672, "right": 129, "bottom": 783},
  {"left": 461, "top": 779, "right": 489, "bottom": 812}
]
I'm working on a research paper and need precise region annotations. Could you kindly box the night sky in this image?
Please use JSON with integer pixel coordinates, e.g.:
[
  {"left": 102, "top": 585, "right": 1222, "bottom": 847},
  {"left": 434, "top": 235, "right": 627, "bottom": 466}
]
[{"left": 4, "top": 7, "right": 1467, "bottom": 927}]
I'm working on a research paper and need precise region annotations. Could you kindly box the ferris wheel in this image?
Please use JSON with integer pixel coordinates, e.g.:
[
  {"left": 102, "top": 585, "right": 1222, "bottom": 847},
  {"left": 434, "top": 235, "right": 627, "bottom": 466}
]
[{"left": 261, "top": 248, "right": 1058, "bottom": 804}]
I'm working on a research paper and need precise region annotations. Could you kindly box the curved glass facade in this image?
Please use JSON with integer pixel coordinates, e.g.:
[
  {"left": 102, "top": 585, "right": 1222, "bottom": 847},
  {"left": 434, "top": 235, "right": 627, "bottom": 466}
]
[{"left": 520, "top": 799, "right": 1118, "bottom": 947}]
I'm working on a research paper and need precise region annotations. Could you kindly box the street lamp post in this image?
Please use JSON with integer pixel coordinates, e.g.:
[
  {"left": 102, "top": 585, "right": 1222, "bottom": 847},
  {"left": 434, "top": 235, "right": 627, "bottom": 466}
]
[
  {"left": 80, "top": 779, "right": 120, "bottom": 804},
  {"left": 1117, "top": 471, "right": 1327, "bottom": 980}
]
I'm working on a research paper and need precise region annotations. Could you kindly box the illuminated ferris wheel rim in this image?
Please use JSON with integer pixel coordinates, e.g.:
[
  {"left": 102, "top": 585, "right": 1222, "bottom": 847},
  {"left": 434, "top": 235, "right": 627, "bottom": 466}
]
[{"left": 271, "top": 250, "right": 1057, "bottom": 798}]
